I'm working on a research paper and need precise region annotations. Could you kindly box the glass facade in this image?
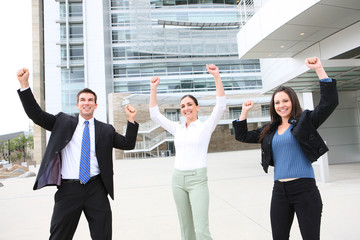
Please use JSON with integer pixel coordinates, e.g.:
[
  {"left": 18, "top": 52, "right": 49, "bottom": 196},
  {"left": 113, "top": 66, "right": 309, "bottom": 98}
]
[
  {"left": 61, "top": 67, "right": 85, "bottom": 115},
  {"left": 56, "top": 0, "right": 261, "bottom": 115},
  {"left": 111, "top": 0, "right": 261, "bottom": 94},
  {"left": 261, "top": 104, "right": 270, "bottom": 117},
  {"left": 111, "top": 0, "right": 240, "bottom": 8},
  {"left": 59, "top": 1, "right": 85, "bottom": 115},
  {"left": 229, "top": 106, "right": 242, "bottom": 119},
  {"left": 60, "top": 23, "right": 83, "bottom": 42}
]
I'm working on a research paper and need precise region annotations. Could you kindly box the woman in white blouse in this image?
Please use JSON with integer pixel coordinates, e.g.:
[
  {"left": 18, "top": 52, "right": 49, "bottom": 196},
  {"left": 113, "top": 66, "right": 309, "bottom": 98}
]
[{"left": 149, "top": 64, "right": 226, "bottom": 240}]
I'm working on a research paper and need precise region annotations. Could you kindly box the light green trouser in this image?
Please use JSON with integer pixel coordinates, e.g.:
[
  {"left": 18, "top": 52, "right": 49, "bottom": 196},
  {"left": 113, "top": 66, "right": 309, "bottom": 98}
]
[{"left": 172, "top": 168, "right": 212, "bottom": 240}]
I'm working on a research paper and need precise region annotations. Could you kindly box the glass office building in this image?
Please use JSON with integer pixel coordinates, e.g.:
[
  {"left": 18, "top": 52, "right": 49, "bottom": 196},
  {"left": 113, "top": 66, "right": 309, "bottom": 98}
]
[{"left": 44, "top": 0, "right": 261, "bottom": 120}]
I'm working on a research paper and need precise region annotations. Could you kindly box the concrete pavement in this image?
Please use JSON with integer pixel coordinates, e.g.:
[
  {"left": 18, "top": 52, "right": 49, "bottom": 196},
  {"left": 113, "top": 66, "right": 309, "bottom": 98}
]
[{"left": 0, "top": 149, "right": 359, "bottom": 239}]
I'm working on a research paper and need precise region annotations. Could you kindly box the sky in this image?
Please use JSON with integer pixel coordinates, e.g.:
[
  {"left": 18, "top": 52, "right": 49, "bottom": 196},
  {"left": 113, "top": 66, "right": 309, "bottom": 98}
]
[{"left": 0, "top": 1, "right": 33, "bottom": 135}]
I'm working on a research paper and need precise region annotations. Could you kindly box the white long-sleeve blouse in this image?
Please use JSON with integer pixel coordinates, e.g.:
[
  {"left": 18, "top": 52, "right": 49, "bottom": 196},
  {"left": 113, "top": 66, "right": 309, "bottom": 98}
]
[{"left": 150, "top": 96, "right": 226, "bottom": 170}]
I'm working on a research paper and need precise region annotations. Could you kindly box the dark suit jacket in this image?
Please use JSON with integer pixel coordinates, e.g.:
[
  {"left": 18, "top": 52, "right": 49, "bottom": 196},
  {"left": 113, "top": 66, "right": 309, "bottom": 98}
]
[
  {"left": 233, "top": 80, "right": 338, "bottom": 173},
  {"left": 18, "top": 88, "right": 139, "bottom": 199}
]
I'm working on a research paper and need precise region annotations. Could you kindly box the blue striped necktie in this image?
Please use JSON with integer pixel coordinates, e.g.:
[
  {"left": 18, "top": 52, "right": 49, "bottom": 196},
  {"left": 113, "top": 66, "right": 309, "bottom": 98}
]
[{"left": 79, "top": 120, "right": 90, "bottom": 184}]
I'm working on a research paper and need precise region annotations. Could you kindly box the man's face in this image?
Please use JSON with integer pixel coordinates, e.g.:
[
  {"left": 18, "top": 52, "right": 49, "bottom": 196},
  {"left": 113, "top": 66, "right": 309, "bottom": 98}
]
[{"left": 76, "top": 92, "right": 98, "bottom": 120}]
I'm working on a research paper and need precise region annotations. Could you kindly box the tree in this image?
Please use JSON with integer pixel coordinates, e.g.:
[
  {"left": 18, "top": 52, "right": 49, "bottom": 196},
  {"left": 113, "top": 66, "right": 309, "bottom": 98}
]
[{"left": 9, "top": 134, "right": 34, "bottom": 163}]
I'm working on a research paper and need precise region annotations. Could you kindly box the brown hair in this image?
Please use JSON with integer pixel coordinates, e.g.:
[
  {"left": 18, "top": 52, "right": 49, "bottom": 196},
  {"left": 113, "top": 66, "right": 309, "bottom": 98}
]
[
  {"left": 77, "top": 88, "right": 97, "bottom": 104},
  {"left": 259, "top": 85, "right": 302, "bottom": 141},
  {"left": 180, "top": 94, "right": 199, "bottom": 106}
]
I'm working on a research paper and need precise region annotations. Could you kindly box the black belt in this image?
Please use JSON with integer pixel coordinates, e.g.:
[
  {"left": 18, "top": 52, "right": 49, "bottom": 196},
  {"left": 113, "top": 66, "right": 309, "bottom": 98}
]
[{"left": 62, "top": 175, "right": 100, "bottom": 184}]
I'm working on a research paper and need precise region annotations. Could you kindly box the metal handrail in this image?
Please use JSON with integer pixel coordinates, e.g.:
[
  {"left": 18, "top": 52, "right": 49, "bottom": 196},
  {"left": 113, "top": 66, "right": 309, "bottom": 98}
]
[
  {"left": 124, "top": 111, "right": 270, "bottom": 155},
  {"left": 238, "top": 0, "right": 256, "bottom": 27}
]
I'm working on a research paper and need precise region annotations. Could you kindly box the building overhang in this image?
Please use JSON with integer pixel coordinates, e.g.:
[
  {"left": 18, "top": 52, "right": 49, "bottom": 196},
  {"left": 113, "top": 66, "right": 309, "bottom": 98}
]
[
  {"left": 237, "top": 0, "right": 360, "bottom": 93},
  {"left": 237, "top": 0, "right": 360, "bottom": 59},
  {"left": 262, "top": 59, "right": 360, "bottom": 94}
]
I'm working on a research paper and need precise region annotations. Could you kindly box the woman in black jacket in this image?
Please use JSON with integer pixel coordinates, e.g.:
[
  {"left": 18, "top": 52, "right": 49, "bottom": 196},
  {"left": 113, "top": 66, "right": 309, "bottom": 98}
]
[{"left": 232, "top": 57, "right": 338, "bottom": 240}]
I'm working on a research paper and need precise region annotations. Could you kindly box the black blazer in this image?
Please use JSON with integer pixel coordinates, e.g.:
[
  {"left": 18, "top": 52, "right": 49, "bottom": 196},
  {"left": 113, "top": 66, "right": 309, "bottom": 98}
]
[
  {"left": 233, "top": 80, "right": 338, "bottom": 173},
  {"left": 18, "top": 88, "right": 139, "bottom": 199}
]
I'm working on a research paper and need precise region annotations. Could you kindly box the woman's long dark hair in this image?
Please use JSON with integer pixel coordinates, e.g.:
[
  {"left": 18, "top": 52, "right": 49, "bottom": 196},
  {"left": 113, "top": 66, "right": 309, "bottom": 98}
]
[{"left": 259, "top": 85, "right": 303, "bottom": 142}]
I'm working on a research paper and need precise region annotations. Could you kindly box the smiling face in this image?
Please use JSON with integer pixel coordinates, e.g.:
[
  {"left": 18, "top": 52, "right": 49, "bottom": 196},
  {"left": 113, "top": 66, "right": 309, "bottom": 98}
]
[
  {"left": 180, "top": 96, "right": 200, "bottom": 125},
  {"left": 274, "top": 91, "right": 292, "bottom": 121},
  {"left": 76, "top": 92, "right": 98, "bottom": 120}
]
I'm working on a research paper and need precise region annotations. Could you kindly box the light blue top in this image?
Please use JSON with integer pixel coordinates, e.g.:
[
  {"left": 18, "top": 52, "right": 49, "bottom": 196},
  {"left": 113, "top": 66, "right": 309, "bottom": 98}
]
[
  {"left": 272, "top": 125, "right": 315, "bottom": 180},
  {"left": 320, "top": 77, "right": 332, "bottom": 82}
]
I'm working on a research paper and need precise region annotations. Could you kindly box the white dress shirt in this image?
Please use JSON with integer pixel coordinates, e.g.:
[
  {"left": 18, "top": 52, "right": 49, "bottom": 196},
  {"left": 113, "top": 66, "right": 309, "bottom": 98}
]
[
  {"left": 61, "top": 116, "right": 100, "bottom": 179},
  {"left": 150, "top": 96, "right": 226, "bottom": 170}
]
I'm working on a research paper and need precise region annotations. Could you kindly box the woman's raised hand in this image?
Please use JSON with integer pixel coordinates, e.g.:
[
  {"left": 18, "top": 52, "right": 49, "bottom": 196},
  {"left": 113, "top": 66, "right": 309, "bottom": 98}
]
[
  {"left": 242, "top": 100, "right": 255, "bottom": 112},
  {"left": 305, "top": 57, "right": 322, "bottom": 70},
  {"left": 206, "top": 64, "right": 220, "bottom": 78},
  {"left": 305, "top": 57, "right": 329, "bottom": 79},
  {"left": 150, "top": 76, "right": 160, "bottom": 89}
]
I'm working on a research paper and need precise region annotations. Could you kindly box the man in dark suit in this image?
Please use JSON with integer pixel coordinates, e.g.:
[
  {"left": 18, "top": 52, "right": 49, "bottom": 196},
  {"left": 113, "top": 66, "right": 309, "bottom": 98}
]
[{"left": 17, "top": 68, "right": 139, "bottom": 240}]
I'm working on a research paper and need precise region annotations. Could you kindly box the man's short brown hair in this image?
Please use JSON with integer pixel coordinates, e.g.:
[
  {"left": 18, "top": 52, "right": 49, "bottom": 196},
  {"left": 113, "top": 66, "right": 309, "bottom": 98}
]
[{"left": 77, "top": 88, "right": 97, "bottom": 104}]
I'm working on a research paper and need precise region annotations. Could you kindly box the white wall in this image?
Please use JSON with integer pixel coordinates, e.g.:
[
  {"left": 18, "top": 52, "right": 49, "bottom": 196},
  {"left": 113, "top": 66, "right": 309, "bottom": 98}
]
[
  {"left": 43, "top": 1, "right": 62, "bottom": 142},
  {"left": 238, "top": 0, "right": 360, "bottom": 164},
  {"left": 83, "top": 1, "right": 111, "bottom": 123},
  {"left": 237, "top": 0, "right": 320, "bottom": 60},
  {"left": 316, "top": 90, "right": 360, "bottom": 164},
  {"left": 296, "top": 90, "right": 360, "bottom": 164},
  {"left": 260, "top": 21, "right": 360, "bottom": 93},
  {"left": 44, "top": 1, "right": 61, "bottom": 115},
  {"left": 258, "top": 21, "right": 360, "bottom": 164}
]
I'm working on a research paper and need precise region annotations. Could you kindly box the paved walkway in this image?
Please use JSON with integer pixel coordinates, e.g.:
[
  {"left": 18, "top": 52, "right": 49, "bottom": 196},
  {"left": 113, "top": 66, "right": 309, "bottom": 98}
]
[{"left": 0, "top": 149, "right": 359, "bottom": 239}]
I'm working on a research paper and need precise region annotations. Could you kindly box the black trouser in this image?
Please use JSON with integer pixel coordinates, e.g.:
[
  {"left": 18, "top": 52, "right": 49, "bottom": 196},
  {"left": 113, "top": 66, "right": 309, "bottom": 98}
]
[
  {"left": 270, "top": 178, "right": 322, "bottom": 240},
  {"left": 50, "top": 176, "right": 112, "bottom": 240}
]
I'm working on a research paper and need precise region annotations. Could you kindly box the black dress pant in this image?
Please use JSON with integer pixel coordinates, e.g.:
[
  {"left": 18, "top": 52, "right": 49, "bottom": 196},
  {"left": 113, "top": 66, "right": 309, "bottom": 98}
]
[
  {"left": 270, "top": 178, "right": 322, "bottom": 240},
  {"left": 50, "top": 176, "right": 112, "bottom": 240}
]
